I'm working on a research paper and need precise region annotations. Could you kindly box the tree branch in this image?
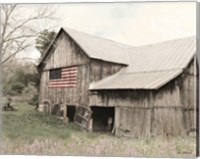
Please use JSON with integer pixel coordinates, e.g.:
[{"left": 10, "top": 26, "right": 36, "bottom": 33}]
[
  {"left": 0, "top": 4, "right": 56, "bottom": 65},
  {"left": 1, "top": 41, "right": 31, "bottom": 65}
]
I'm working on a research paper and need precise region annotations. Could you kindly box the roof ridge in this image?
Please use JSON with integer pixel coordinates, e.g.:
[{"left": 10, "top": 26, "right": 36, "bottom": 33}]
[
  {"left": 63, "top": 27, "right": 133, "bottom": 48},
  {"left": 62, "top": 27, "right": 131, "bottom": 64}
]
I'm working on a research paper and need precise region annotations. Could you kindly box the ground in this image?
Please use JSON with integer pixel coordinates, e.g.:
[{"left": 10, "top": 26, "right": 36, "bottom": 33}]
[{"left": 0, "top": 102, "right": 197, "bottom": 157}]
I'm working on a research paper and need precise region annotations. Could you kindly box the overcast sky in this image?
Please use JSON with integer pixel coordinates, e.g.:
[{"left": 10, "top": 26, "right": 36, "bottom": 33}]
[{"left": 16, "top": 2, "right": 196, "bottom": 60}]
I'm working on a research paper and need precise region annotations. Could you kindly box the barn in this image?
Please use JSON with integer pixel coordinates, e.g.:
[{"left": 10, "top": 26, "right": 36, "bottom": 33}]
[{"left": 37, "top": 27, "right": 198, "bottom": 138}]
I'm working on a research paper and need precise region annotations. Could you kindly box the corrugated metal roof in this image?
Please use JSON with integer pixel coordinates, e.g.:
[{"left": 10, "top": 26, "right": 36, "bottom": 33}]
[
  {"left": 126, "top": 36, "right": 196, "bottom": 72},
  {"left": 63, "top": 27, "right": 131, "bottom": 65},
  {"left": 90, "top": 36, "right": 196, "bottom": 90},
  {"left": 89, "top": 69, "right": 183, "bottom": 90},
  {"left": 38, "top": 27, "right": 196, "bottom": 90}
]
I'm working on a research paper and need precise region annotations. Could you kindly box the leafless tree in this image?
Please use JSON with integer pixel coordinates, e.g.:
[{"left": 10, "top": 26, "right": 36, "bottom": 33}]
[{"left": 0, "top": 4, "right": 56, "bottom": 65}]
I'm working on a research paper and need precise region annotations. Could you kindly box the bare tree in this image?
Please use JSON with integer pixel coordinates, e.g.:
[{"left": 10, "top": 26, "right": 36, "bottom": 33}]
[{"left": 0, "top": 4, "right": 56, "bottom": 65}]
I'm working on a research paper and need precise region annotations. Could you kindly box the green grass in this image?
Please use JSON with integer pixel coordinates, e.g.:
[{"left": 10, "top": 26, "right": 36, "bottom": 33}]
[
  {"left": 2, "top": 102, "right": 81, "bottom": 142},
  {"left": 0, "top": 102, "right": 197, "bottom": 157}
]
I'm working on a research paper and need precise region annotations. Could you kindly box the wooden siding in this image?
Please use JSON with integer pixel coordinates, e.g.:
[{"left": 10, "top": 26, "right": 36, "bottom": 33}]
[
  {"left": 39, "top": 71, "right": 49, "bottom": 104},
  {"left": 89, "top": 58, "right": 197, "bottom": 138},
  {"left": 152, "top": 74, "right": 184, "bottom": 136},
  {"left": 89, "top": 90, "right": 150, "bottom": 108},
  {"left": 89, "top": 83, "right": 185, "bottom": 137},
  {"left": 152, "top": 108, "right": 184, "bottom": 136},
  {"left": 115, "top": 107, "right": 152, "bottom": 138},
  {"left": 39, "top": 31, "right": 125, "bottom": 107},
  {"left": 152, "top": 58, "right": 197, "bottom": 136},
  {"left": 40, "top": 64, "right": 90, "bottom": 106},
  {"left": 179, "top": 58, "right": 197, "bottom": 132},
  {"left": 44, "top": 31, "right": 89, "bottom": 70},
  {"left": 89, "top": 90, "right": 152, "bottom": 138},
  {"left": 89, "top": 59, "right": 124, "bottom": 82},
  {"left": 39, "top": 31, "right": 91, "bottom": 106},
  {"left": 154, "top": 81, "right": 181, "bottom": 107}
]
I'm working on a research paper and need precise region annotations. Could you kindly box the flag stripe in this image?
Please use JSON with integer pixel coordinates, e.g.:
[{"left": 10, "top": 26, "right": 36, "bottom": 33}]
[
  {"left": 49, "top": 82, "right": 76, "bottom": 84},
  {"left": 61, "top": 72, "right": 77, "bottom": 75},
  {"left": 49, "top": 85, "right": 76, "bottom": 88},
  {"left": 49, "top": 78, "right": 77, "bottom": 82},
  {"left": 61, "top": 69, "right": 77, "bottom": 72},
  {"left": 49, "top": 81, "right": 77, "bottom": 84},
  {"left": 48, "top": 66, "right": 77, "bottom": 88},
  {"left": 61, "top": 76, "right": 77, "bottom": 79}
]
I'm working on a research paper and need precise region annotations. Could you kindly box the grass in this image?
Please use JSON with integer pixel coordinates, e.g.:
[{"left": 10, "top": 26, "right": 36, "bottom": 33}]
[
  {"left": 0, "top": 102, "right": 197, "bottom": 157},
  {"left": 2, "top": 102, "right": 80, "bottom": 142}
]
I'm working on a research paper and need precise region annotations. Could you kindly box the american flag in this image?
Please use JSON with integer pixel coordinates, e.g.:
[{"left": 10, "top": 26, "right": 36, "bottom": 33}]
[{"left": 48, "top": 66, "right": 77, "bottom": 88}]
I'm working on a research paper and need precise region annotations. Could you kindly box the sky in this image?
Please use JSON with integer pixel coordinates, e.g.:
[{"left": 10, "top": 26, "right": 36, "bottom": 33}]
[{"left": 15, "top": 2, "right": 196, "bottom": 61}]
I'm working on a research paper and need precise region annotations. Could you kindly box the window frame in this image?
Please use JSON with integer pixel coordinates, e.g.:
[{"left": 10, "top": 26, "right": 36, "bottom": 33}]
[{"left": 49, "top": 68, "right": 62, "bottom": 80}]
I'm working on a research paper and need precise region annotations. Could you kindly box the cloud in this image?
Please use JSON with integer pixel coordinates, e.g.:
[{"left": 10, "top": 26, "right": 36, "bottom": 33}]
[
  {"left": 16, "top": 2, "right": 195, "bottom": 59},
  {"left": 54, "top": 2, "right": 195, "bottom": 46}
]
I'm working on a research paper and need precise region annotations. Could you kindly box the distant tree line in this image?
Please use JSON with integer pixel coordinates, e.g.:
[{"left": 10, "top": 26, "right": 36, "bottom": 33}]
[
  {"left": 2, "top": 29, "right": 56, "bottom": 106},
  {"left": 2, "top": 60, "right": 39, "bottom": 105},
  {"left": 0, "top": 4, "right": 57, "bottom": 107}
]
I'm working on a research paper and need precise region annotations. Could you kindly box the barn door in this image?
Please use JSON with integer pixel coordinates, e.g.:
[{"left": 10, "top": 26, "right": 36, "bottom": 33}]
[{"left": 74, "top": 106, "right": 92, "bottom": 130}]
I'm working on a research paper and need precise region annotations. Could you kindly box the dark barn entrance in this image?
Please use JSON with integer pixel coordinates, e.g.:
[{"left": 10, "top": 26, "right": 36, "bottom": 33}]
[
  {"left": 67, "top": 106, "right": 76, "bottom": 122},
  {"left": 91, "top": 106, "right": 114, "bottom": 132}
]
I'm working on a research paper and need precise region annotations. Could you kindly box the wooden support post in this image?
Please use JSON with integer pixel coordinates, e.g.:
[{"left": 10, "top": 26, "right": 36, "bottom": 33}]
[
  {"left": 63, "top": 104, "right": 68, "bottom": 124},
  {"left": 114, "top": 107, "right": 120, "bottom": 135},
  {"left": 149, "top": 92, "right": 154, "bottom": 138},
  {"left": 88, "top": 118, "right": 93, "bottom": 132}
]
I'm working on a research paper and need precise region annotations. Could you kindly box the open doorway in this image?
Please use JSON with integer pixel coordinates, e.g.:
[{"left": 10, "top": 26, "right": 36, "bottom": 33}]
[
  {"left": 67, "top": 106, "right": 76, "bottom": 122},
  {"left": 91, "top": 106, "right": 114, "bottom": 132}
]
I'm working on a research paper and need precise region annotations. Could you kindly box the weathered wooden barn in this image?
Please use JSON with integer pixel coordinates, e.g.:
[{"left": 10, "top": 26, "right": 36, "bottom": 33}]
[{"left": 37, "top": 27, "right": 198, "bottom": 138}]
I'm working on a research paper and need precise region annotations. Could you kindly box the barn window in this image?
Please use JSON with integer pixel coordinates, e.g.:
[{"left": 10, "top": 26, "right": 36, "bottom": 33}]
[{"left": 49, "top": 68, "right": 61, "bottom": 79}]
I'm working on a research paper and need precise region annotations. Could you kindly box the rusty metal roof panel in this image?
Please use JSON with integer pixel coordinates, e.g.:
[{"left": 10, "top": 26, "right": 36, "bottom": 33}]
[{"left": 63, "top": 27, "right": 131, "bottom": 65}]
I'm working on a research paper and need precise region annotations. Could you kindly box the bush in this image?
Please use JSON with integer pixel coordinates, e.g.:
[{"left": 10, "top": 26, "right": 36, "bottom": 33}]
[
  {"left": 2, "top": 61, "right": 39, "bottom": 103},
  {"left": 11, "top": 82, "right": 25, "bottom": 94},
  {"left": 28, "top": 93, "right": 39, "bottom": 106}
]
